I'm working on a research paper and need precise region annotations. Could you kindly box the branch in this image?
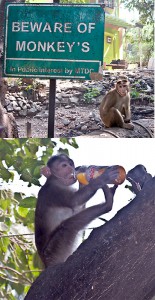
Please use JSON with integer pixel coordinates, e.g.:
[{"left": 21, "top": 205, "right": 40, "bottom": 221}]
[
  {"left": 25, "top": 177, "right": 155, "bottom": 300},
  {"left": 0, "top": 266, "right": 32, "bottom": 284}
]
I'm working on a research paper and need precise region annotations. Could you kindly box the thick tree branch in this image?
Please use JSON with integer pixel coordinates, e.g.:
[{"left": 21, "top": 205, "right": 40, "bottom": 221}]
[{"left": 25, "top": 177, "right": 155, "bottom": 300}]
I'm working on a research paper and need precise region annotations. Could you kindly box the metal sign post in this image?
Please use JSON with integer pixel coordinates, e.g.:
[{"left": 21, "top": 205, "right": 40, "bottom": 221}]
[
  {"left": 47, "top": 0, "right": 58, "bottom": 138},
  {"left": 48, "top": 78, "right": 56, "bottom": 137},
  {"left": 3, "top": 3, "right": 105, "bottom": 137}
]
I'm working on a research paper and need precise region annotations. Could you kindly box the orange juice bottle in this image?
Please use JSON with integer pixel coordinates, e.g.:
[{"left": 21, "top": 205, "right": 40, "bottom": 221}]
[{"left": 76, "top": 165, "right": 126, "bottom": 185}]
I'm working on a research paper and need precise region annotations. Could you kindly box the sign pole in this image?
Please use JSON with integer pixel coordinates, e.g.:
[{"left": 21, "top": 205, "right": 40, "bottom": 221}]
[
  {"left": 48, "top": 78, "right": 56, "bottom": 138},
  {"left": 48, "top": 0, "right": 59, "bottom": 138}
]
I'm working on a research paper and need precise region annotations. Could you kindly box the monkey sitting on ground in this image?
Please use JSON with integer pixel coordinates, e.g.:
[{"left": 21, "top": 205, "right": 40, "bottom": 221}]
[
  {"left": 35, "top": 154, "right": 119, "bottom": 267},
  {"left": 99, "top": 75, "right": 134, "bottom": 130},
  {"left": 0, "top": 102, "right": 19, "bottom": 137}
]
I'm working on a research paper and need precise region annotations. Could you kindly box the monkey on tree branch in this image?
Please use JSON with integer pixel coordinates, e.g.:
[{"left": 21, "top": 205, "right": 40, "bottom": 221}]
[
  {"left": 99, "top": 75, "right": 134, "bottom": 130},
  {"left": 35, "top": 154, "right": 126, "bottom": 268}
]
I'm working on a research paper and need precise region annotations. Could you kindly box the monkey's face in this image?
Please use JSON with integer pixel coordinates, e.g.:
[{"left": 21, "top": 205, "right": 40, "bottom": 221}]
[
  {"left": 117, "top": 83, "right": 128, "bottom": 95},
  {"left": 51, "top": 159, "right": 77, "bottom": 186},
  {"left": 127, "top": 165, "right": 148, "bottom": 188}
]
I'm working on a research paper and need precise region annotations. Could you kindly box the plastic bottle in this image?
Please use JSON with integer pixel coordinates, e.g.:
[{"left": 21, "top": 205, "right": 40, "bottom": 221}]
[{"left": 76, "top": 165, "right": 126, "bottom": 185}]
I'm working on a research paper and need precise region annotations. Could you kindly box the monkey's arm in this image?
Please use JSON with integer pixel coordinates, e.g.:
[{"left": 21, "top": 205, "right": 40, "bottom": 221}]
[
  {"left": 71, "top": 166, "right": 119, "bottom": 207},
  {"left": 124, "top": 95, "right": 131, "bottom": 121},
  {"left": 100, "top": 93, "right": 116, "bottom": 116}
]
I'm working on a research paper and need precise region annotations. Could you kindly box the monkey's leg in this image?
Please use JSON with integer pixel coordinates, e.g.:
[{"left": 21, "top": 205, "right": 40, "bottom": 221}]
[{"left": 103, "top": 107, "right": 134, "bottom": 130}]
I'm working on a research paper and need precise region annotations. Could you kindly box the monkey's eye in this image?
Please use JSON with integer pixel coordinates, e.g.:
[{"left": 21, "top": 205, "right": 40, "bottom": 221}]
[{"left": 62, "top": 163, "right": 67, "bottom": 168}]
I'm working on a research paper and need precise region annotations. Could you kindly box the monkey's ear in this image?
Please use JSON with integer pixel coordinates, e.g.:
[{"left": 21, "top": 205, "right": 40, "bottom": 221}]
[{"left": 41, "top": 166, "right": 51, "bottom": 178}]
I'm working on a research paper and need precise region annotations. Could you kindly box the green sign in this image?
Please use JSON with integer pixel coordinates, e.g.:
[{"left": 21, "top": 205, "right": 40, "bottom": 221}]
[{"left": 4, "top": 4, "right": 105, "bottom": 80}]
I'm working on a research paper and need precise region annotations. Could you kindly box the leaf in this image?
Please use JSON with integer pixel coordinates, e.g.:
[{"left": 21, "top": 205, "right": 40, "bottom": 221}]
[
  {"left": 0, "top": 166, "right": 13, "bottom": 181},
  {"left": 24, "top": 209, "right": 35, "bottom": 225},
  {"left": 10, "top": 282, "right": 25, "bottom": 295},
  {"left": 0, "top": 197, "right": 11, "bottom": 210},
  {"left": 19, "top": 197, "right": 37, "bottom": 208},
  {"left": 14, "top": 192, "right": 25, "bottom": 202},
  {"left": 0, "top": 222, "right": 8, "bottom": 231},
  {"left": 18, "top": 207, "right": 29, "bottom": 218},
  {"left": 20, "top": 169, "right": 33, "bottom": 183},
  {"left": 0, "top": 237, "right": 10, "bottom": 252}
]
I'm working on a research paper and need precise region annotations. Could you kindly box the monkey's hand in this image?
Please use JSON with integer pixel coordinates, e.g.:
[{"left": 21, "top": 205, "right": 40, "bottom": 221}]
[
  {"left": 124, "top": 118, "right": 131, "bottom": 123},
  {"left": 93, "top": 166, "right": 120, "bottom": 188},
  {"left": 101, "top": 184, "right": 117, "bottom": 213}
]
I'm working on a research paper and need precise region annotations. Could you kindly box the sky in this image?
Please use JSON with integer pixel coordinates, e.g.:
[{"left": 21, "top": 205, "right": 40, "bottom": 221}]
[
  {"left": 1, "top": 137, "right": 155, "bottom": 238},
  {"left": 50, "top": 137, "right": 155, "bottom": 233},
  {"left": 37, "top": 137, "right": 155, "bottom": 227},
  {"left": 119, "top": 5, "right": 139, "bottom": 23}
]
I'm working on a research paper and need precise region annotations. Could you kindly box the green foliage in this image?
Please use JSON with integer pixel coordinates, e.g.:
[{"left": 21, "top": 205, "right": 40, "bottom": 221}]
[
  {"left": 0, "top": 138, "right": 78, "bottom": 299},
  {"left": 130, "top": 89, "right": 140, "bottom": 98},
  {"left": 83, "top": 87, "right": 100, "bottom": 103},
  {"left": 124, "top": 23, "right": 153, "bottom": 64},
  {"left": 120, "top": 0, "right": 154, "bottom": 25},
  {"left": 122, "top": 0, "right": 154, "bottom": 64}
]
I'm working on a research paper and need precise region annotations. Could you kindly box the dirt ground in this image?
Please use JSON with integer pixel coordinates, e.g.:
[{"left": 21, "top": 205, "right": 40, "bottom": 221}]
[{"left": 16, "top": 104, "right": 154, "bottom": 138}]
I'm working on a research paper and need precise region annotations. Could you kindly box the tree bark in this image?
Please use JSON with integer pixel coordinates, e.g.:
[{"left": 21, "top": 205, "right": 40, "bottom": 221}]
[
  {"left": 25, "top": 177, "right": 155, "bottom": 300},
  {"left": 0, "top": 0, "right": 25, "bottom": 104}
]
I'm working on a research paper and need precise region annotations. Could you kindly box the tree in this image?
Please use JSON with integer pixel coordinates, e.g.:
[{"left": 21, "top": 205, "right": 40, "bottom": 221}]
[
  {"left": 25, "top": 177, "right": 155, "bottom": 300},
  {"left": 0, "top": 138, "right": 78, "bottom": 299},
  {"left": 124, "top": 24, "right": 153, "bottom": 65},
  {"left": 120, "top": 0, "right": 154, "bottom": 25},
  {"left": 0, "top": 0, "right": 25, "bottom": 62}
]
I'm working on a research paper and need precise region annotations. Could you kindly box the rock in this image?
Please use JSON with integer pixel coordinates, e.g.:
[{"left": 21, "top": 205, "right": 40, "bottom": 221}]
[
  {"left": 56, "top": 93, "right": 62, "bottom": 100},
  {"left": 5, "top": 99, "right": 11, "bottom": 106},
  {"left": 64, "top": 105, "right": 72, "bottom": 109},
  {"left": 7, "top": 104, "right": 14, "bottom": 112},
  {"left": 90, "top": 125, "right": 100, "bottom": 131},
  {"left": 61, "top": 92, "right": 70, "bottom": 98},
  {"left": 94, "top": 115, "right": 101, "bottom": 122},
  {"left": 4, "top": 70, "right": 154, "bottom": 123},
  {"left": 27, "top": 108, "right": 38, "bottom": 116},
  {"left": 27, "top": 104, "right": 31, "bottom": 109},
  {"left": 96, "top": 95, "right": 103, "bottom": 104},
  {"left": 9, "top": 95, "right": 16, "bottom": 101},
  {"left": 12, "top": 101, "right": 18, "bottom": 108},
  {"left": 18, "top": 109, "right": 27, "bottom": 117},
  {"left": 14, "top": 106, "right": 21, "bottom": 112},
  {"left": 74, "top": 124, "right": 81, "bottom": 130},
  {"left": 69, "top": 96, "right": 79, "bottom": 104},
  {"left": 89, "top": 111, "right": 96, "bottom": 119},
  {"left": 62, "top": 119, "right": 71, "bottom": 126},
  {"left": 81, "top": 125, "right": 88, "bottom": 132}
]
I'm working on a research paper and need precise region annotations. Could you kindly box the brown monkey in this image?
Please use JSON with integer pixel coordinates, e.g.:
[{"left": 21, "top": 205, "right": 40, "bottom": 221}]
[
  {"left": 0, "top": 102, "right": 19, "bottom": 137},
  {"left": 35, "top": 154, "right": 119, "bottom": 267},
  {"left": 126, "top": 164, "right": 152, "bottom": 195},
  {"left": 99, "top": 75, "right": 134, "bottom": 130}
]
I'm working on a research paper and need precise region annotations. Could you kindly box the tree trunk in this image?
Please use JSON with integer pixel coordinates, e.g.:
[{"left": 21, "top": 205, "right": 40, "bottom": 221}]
[
  {"left": 25, "top": 177, "right": 155, "bottom": 300},
  {"left": 0, "top": 0, "right": 25, "bottom": 52},
  {"left": 0, "top": 0, "right": 25, "bottom": 103}
]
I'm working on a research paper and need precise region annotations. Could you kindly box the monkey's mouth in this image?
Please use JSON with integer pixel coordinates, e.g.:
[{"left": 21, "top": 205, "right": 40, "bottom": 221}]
[
  {"left": 127, "top": 176, "right": 141, "bottom": 191},
  {"left": 69, "top": 172, "right": 76, "bottom": 180}
]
